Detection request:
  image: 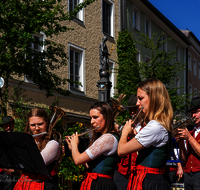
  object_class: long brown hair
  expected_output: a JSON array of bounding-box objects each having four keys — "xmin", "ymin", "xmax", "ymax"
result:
[
  {"xmin": 89, "ymin": 102, "xmax": 117, "ymax": 146},
  {"xmin": 138, "ymin": 78, "xmax": 173, "ymax": 132},
  {"xmin": 24, "ymin": 108, "xmax": 51, "ymax": 151}
]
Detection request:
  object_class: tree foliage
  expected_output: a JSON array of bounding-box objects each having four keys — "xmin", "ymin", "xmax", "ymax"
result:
[
  {"xmin": 116, "ymin": 31, "xmax": 190, "ymax": 116},
  {"xmin": 115, "ymin": 30, "xmax": 141, "ymax": 105},
  {"xmin": 136, "ymin": 33, "xmax": 190, "ymax": 113},
  {"xmin": 0, "ymin": 0, "xmax": 95, "ymax": 111}
]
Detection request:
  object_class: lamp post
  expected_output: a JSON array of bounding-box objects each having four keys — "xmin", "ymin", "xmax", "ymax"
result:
[
  {"xmin": 97, "ymin": 36, "xmax": 112, "ymax": 102},
  {"xmin": 0, "ymin": 77, "xmax": 4, "ymax": 115}
]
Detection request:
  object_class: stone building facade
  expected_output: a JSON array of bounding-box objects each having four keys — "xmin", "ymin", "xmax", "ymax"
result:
[
  {"xmin": 123, "ymin": 0, "xmax": 190, "ymax": 98},
  {"xmin": 181, "ymin": 30, "xmax": 200, "ymax": 99},
  {"xmin": 8, "ymin": 0, "xmax": 121, "ymax": 127}
]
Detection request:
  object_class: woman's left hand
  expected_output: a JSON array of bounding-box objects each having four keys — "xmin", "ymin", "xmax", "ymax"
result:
[
  {"xmin": 69, "ymin": 132, "xmax": 79, "ymax": 147},
  {"xmin": 122, "ymin": 120, "xmax": 133, "ymax": 135}
]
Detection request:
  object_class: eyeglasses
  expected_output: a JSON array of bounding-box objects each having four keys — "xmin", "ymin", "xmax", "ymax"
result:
[{"xmin": 30, "ymin": 122, "xmax": 45, "ymax": 127}]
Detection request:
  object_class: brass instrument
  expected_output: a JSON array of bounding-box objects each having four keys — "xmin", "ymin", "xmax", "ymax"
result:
[
  {"xmin": 111, "ymin": 93, "xmax": 126, "ymax": 119},
  {"xmin": 48, "ymin": 106, "xmax": 67, "ymax": 141},
  {"xmin": 48, "ymin": 106, "xmax": 67, "ymax": 164},
  {"xmin": 61, "ymin": 126, "xmax": 100, "ymax": 143},
  {"xmin": 49, "ymin": 106, "xmax": 66, "ymax": 129},
  {"xmin": 172, "ymin": 117, "xmax": 196, "ymax": 137}
]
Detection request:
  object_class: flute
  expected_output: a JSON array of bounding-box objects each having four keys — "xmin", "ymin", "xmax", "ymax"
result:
[
  {"xmin": 32, "ymin": 132, "xmax": 47, "ymax": 138},
  {"xmin": 131, "ymin": 106, "xmax": 144, "ymax": 125},
  {"xmin": 119, "ymin": 107, "xmax": 144, "ymax": 132},
  {"xmin": 60, "ymin": 126, "xmax": 100, "ymax": 143}
]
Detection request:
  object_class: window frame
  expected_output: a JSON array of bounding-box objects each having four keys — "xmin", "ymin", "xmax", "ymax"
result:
[
  {"xmin": 189, "ymin": 84, "xmax": 192, "ymax": 99},
  {"xmin": 199, "ymin": 63, "xmax": 200, "ymax": 80},
  {"xmin": 24, "ymin": 32, "xmax": 46, "ymax": 84},
  {"xmin": 162, "ymin": 33, "xmax": 167, "ymax": 52},
  {"xmin": 68, "ymin": 43, "xmax": 85, "ymax": 95},
  {"xmin": 145, "ymin": 55, "xmax": 151, "ymax": 63},
  {"xmin": 176, "ymin": 77, "xmax": 180, "ymax": 95},
  {"xmin": 133, "ymin": 5, "xmax": 140, "ymax": 31},
  {"xmin": 194, "ymin": 87, "xmax": 197, "ymax": 97},
  {"xmin": 68, "ymin": 0, "xmax": 84, "ymax": 23},
  {"xmin": 136, "ymin": 50, "xmax": 140, "ymax": 62},
  {"xmin": 108, "ymin": 59, "xmax": 115, "ymax": 97},
  {"xmin": 193, "ymin": 58, "xmax": 197, "ymax": 77},
  {"xmin": 145, "ymin": 16, "xmax": 151, "ymax": 38},
  {"xmin": 188, "ymin": 53, "xmax": 192, "ymax": 72},
  {"xmin": 102, "ymin": 0, "xmax": 114, "ymax": 37},
  {"xmin": 176, "ymin": 44, "xmax": 180, "ymax": 62}
]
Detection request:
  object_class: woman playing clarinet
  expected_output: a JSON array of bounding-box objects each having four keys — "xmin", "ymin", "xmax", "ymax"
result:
[
  {"xmin": 14, "ymin": 108, "xmax": 60, "ymax": 190},
  {"xmin": 66, "ymin": 102, "xmax": 119, "ymax": 190},
  {"xmin": 118, "ymin": 78, "xmax": 173, "ymax": 190}
]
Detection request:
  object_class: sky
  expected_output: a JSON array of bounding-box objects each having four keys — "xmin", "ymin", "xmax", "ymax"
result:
[{"xmin": 148, "ymin": 0, "xmax": 200, "ymax": 41}]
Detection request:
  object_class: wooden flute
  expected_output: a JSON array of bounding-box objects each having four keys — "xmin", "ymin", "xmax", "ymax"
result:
[{"xmin": 131, "ymin": 106, "xmax": 144, "ymax": 125}]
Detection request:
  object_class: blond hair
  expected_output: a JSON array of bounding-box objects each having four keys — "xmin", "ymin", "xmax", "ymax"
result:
[{"xmin": 138, "ymin": 78, "xmax": 173, "ymax": 132}]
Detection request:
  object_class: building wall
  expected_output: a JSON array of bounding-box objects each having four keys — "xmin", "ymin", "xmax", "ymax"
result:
[
  {"xmin": 126, "ymin": 0, "xmax": 187, "ymax": 95},
  {"xmin": 187, "ymin": 38, "xmax": 200, "ymax": 97},
  {"xmin": 8, "ymin": 0, "xmax": 120, "ymax": 123}
]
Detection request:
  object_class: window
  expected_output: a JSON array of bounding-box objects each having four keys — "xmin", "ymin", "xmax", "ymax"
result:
[
  {"xmin": 133, "ymin": 6, "xmax": 140, "ymax": 31},
  {"xmin": 194, "ymin": 88, "xmax": 197, "ymax": 97},
  {"xmin": 162, "ymin": 33, "xmax": 167, "ymax": 52},
  {"xmin": 108, "ymin": 60, "xmax": 115, "ymax": 97},
  {"xmin": 145, "ymin": 55, "xmax": 151, "ymax": 63},
  {"xmin": 188, "ymin": 53, "xmax": 191, "ymax": 72},
  {"xmin": 199, "ymin": 63, "xmax": 200, "ymax": 80},
  {"xmin": 176, "ymin": 44, "xmax": 180, "ymax": 61},
  {"xmin": 136, "ymin": 51, "xmax": 140, "ymax": 62},
  {"xmin": 145, "ymin": 16, "xmax": 151, "ymax": 38},
  {"xmin": 69, "ymin": 43, "xmax": 85, "ymax": 93},
  {"xmin": 102, "ymin": 0, "xmax": 114, "ymax": 37},
  {"xmin": 24, "ymin": 33, "xmax": 46, "ymax": 83},
  {"xmin": 69, "ymin": 0, "xmax": 84, "ymax": 21},
  {"xmin": 176, "ymin": 77, "xmax": 180, "ymax": 95},
  {"xmin": 194, "ymin": 58, "xmax": 197, "ymax": 76},
  {"xmin": 189, "ymin": 84, "xmax": 192, "ymax": 99}
]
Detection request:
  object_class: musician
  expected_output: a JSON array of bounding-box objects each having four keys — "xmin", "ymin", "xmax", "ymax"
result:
[
  {"xmin": 178, "ymin": 96, "xmax": 200, "ymax": 190},
  {"xmin": 66, "ymin": 102, "xmax": 119, "ymax": 190},
  {"xmin": 114, "ymin": 95, "xmax": 140, "ymax": 190},
  {"xmin": 0, "ymin": 116, "xmax": 18, "ymax": 190},
  {"xmin": 165, "ymin": 137, "xmax": 183, "ymax": 185},
  {"xmin": 14, "ymin": 108, "xmax": 60, "ymax": 190},
  {"xmin": 118, "ymin": 78, "xmax": 173, "ymax": 190}
]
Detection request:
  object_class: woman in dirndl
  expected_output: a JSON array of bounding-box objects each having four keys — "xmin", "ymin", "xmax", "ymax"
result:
[
  {"xmin": 118, "ymin": 78, "xmax": 172, "ymax": 190},
  {"xmin": 14, "ymin": 108, "xmax": 61, "ymax": 190},
  {"xmin": 66, "ymin": 102, "xmax": 119, "ymax": 190}
]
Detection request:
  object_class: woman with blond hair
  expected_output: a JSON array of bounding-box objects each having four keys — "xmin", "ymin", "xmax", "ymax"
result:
[{"xmin": 118, "ymin": 78, "xmax": 173, "ymax": 190}]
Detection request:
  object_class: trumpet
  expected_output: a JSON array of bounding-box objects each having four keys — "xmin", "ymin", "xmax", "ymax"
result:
[
  {"xmin": 60, "ymin": 126, "xmax": 100, "ymax": 143},
  {"xmin": 172, "ymin": 117, "xmax": 196, "ymax": 137}
]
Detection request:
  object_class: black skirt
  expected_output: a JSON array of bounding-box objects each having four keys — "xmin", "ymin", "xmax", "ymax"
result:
[
  {"xmin": 91, "ymin": 177, "xmax": 117, "ymax": 190},
  {"xmin": 142, "ymin": 173, "xmax": 171, "ymax": 190}
]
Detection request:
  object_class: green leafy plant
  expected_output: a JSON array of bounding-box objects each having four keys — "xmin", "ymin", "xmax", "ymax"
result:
[
  {"xmin": 115, "ymin": 30, "xmax": 141, "ymax": 105},
  {"xmin": 0, "ymin": 0, "xmax": 96, "ymax": 114},
  {"xmin": 58, "ymin": 122, "xmax": 87, "ymax": 189}
]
